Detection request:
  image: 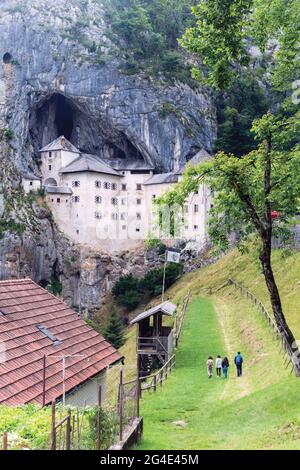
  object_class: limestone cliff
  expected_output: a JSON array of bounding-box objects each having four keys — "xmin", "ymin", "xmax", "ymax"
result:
[{"xmin": 0, "ymin": 0, "xmax": 216, "ymax": 312}]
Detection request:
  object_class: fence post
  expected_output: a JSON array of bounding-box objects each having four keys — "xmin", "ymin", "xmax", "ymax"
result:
[
  {"xmin": 153, "ymin": 374, "xmax": 157, "ymax": 392},
  {"xmin": 42, "ymin": 355, "xmax": 46, "ymax": 408},
  {"xmin": 119, "ymin": 368, "xmax": 124, "ymax": 442},
  {"xmin": 160, "ymin": 369, "xmax": 163, "ymax": 386},
  {"xmin": 66, "ymin": 409, "xmax": 71, "ymax": 450},
  {"xmin": 2, "ymin": 432, "xmax": 8, "ymax": 451},
  {"xmin": 97, "ymin": 386, "xmax": 102, "ymax": 451},
  {"xmin": 50, "ymin": 400, "xmax": 56, "ymax": 450},
  {"xmin": 136, "ymin": 376, "xmax": 140, "ymax": 418}
]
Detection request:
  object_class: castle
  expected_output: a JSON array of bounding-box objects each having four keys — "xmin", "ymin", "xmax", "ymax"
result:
[{"xmin": 23, "ymin": 136, "xmax": 212, "ymax": 252}]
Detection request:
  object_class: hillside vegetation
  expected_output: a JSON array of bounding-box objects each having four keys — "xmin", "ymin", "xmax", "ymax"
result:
[{"xmin": 136, "ymin": 246, "xmax": 300, "ymax": 449}]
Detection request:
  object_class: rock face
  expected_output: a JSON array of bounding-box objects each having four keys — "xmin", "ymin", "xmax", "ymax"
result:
[
  {"xmin": 0, "ymin": 0, "xmax": 216, "ymax": 313},
  {"xmin": 0, "ymin": 0, "xmax": 215, "ymax": 172}
]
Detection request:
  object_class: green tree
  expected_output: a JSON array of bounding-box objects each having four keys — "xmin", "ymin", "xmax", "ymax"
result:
[
  {"xmin": 160, "ymin": 0, "xmax": 300, "ymax": 372},
  {"xmin": 104, "ymin": 306, "xmax": 126, "ymax": 349}
]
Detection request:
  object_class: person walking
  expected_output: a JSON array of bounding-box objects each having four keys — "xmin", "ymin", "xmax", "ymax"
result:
[
  {"xmin": 234, "ymin": 352, "xmax": 243, "ymax": 377},
  {"xmin": 215, "ymin": 355, "xmax": 222, "ymax": 377},
  {"xmin": 222, "ymin": 356, "xmax": 229, "ymax": 379},
  {"xmin": 207, "ymin": 356, "xmax": 214, "ymax": 379}
]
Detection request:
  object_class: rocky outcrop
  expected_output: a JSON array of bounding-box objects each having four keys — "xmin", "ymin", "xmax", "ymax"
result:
[{"xmin": 0, "ymin": 0, "xmax": 216, "ymax": 313}]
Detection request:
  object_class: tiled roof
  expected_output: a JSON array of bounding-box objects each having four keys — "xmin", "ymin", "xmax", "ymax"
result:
[
  {"xmin": 0, "ymin": 279, "xmax": 122, "ymax": 406},
  {"xmin": 60, "ymin": 154, "xmax": 122, "ymax": 177},
  {"xmin": 46, "ymin": 186, "xmax": 73, "ymax": 195},
  {"xmin": 108, "ymin": 159, "xmax": 155, "ymax": 171},
  {"xmin": 143, "ymin": 173, "xmax": 179, "ymax": 186},
  {"xmin": 130, "ymin": 301, "xmax": 177, "ymax": 325},
  {"xmin": 40, "ymin": 136, "xmax": 80, "ymax": 154}
]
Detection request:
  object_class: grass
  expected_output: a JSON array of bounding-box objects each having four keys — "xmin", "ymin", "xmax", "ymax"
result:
[{"xmin": 136, "ymin": 247, "xmax": 300, "ymax": 450}]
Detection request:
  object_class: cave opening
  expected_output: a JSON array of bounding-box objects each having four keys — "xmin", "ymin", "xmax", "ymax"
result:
[
  {"xmin": 29, "ymin": 93, "xmax": 148, "ymax": 165},
  {"xmin": 3, "ymin": 52, "xmax": 12, "ymax": 64},
  {"xmin": 53, "ymin": 94, "xmax": 74, "ymax": 140}
]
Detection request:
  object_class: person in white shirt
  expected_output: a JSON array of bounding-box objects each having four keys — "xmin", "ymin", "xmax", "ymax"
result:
[{"xmin": 216, "ymin": 355, "xmax": 222, "ymax": 377}]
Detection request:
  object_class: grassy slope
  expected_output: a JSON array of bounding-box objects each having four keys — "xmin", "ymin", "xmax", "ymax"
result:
[{"xmin": 136, "ymin": 248, "xmax": 300, "ymax": 450}]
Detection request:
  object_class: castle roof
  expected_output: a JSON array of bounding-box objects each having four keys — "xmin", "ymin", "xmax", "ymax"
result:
[
  {"xmin": 40, "ymin": 136, "xmax": 80, "ymax": 154},
  {"xmin": 0, "ymin": 278, "xmax": 122, "ymax": 406},
  {"xmin": 187, "ymin": 148, "xmax": 211, "ymax": 166},
  {"xmin": 60, "ymin": 154, "xmax": 122, "ymax": 177},
  {"xmin": 108, "ymin": 159, "xmax": 155, "ymax": 172},
  {"xmin": 143, "ymin": 172, "xmax": 179, "ymax": 186},
  {"xmin": 22, "ymin": 171, "xmax": 41, "ymax": 181},
  {"xmin": 46, "ymin": 186, "xmax": 73, "ymax": 195}
]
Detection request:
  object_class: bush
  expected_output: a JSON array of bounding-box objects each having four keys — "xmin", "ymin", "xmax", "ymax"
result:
[
  {"xmin": 118, "ymin": 289, "xmax": 141, "ymax": 311},
  {"xmin": 4, "ymin": 128, "xmax": 14, "ymax": 140},
  {"xmin": 112, "ymin": 273, "xmax": 139, "ymax": 298}
]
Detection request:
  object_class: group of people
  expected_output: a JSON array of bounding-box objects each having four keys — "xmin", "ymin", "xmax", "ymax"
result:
[{"xmin": 206, "ymin": 352, "xmax": 243, "ymax": 379}]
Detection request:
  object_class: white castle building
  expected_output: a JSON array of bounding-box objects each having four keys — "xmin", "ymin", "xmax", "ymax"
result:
[{"xmin": 24, "ymin": 136, "xmax": 212, "ymax": 252}]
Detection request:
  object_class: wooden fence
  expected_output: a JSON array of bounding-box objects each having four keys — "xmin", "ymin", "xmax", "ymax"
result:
[
  {"xmin": 228, "ymin": 278, "xmax": 299, "ymax": 375},
  {"xmin": 173, "ymin": 291, "xmax": 191, "ymax": 348}
]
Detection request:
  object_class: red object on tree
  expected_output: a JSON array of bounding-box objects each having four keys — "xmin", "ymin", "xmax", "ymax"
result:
[{"xmin": 271, "ymin": 211, "xmax": 280, "ymax": 220}]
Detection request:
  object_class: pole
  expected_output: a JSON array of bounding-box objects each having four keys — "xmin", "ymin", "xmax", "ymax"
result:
[
  {"xmin": 62, "ymin": 356, "xmax": 66, "ymax": 407},
  {"xmin": 50, "ymin": 400, "xmax": 56, "ymax": 450},
  {"xmin": 161, "ymin": 250, "xmax": 167, "ymax": 303},
  {"xmin": 97, "ymin": 386, "xmax": 102, "ymax": 451},
  {"xmin": 42, "ymin": 355, "xmax": 46, "ymax": 407},
  {"xmin": 3, "ymin": 432, "xmax": 8, "ymax": 451},
  {"xmin": 119, "ymin": 368, "xmax": 123, "ymax": 442},
  {"xmin": 66, "ymin": 409, "xmax": 71, "ymax": 450}
]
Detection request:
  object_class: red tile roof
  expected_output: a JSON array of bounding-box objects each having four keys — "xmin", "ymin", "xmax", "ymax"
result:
[{"xmin": 0, "ymin": 279, "xmax": 122, "ymax": 406}]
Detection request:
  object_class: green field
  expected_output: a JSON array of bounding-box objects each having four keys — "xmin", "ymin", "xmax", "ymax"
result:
[{"xmin": 137, "ymin": 248, "xmax": 300, "ymax": 450}]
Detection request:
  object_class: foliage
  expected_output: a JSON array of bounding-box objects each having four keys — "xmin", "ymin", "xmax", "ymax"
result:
[
  {"xmin": 146, "ymin": 235, "xmax": 166, "ymax": 254},
  {"xmin": 4, "ymin": 128, "xmax": 14, "ymax": 140},
  {"xmin": 112, "ymin": 273, "xmax": 140, "ymax": 299},
  {"xmin": 118, "ymin": 289, "xmax": 141, "ymax": 311},
  {"xmin": 0, "ymin": 218, "xmax": 26, "ymax": 239},
  {"xmin": 181, "ymin": 0, "xmax": 300, "ymax": 92},
  {"xmin": 47, "ymin": 276, "xmax": 62, "ymax": 296},
  {"xmin": 140, "ymin": 263, "xmax": 184, "ymax": 296},
  {"xmin": 105, "ymin": 0, "xmax": 199, "ymax": 83},
  {"xmin": 215, "ymin": 72, "xmax": 269, "ymax": 155},
  {"xmin": 104, "ymin": 306, "xmax": 126, "ymax": 349}
]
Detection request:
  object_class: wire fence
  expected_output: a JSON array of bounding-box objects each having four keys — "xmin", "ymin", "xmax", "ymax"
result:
[{"xmin": 228, "ymin": 278, "xmax": 299, "ymax": 376}]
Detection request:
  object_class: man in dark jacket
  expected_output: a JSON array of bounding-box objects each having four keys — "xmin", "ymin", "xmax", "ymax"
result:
[{"xmin": 234, "ymin": 352, "xmax": 243, "ymax": 377}]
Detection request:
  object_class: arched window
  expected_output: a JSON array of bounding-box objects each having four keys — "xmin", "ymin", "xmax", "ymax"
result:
[
  {"xmin": 3, "ymin": 53, "xmax": 12, "ymax": 64},
  {"xmin": 44, "ymin": 178, "xmax": 58, "ymax": 187}
]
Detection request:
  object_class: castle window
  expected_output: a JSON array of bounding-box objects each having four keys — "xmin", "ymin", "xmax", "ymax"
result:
[
  {"xmin": 194, "ymin": 204, "xmax": 199, "ymax": 213},
  {"xmin": 111, "ymin": 213, "xmax": 118, "ymax": 220},
  {"xmin": 57, "ymin": 198, "xmax": 61, "ymax": 203},
  {"xmin": 136, "ymin": 213, "xmax": 141, "ymax": 220},
  {"xmin": 122, "ymin": 225, "xmax": 126, "ymax": 230},
  {"xmin": 104, "ymin": 182, "xmax": 111, "ymax": 190},
  {"xmin": 72, "ymin": 180, "xmax": 80, "ymax": 188},
  {"xmin": 184, "ymin": 205, "xmax": 189, "ymax": 213},
  {"xmin": 111, "ymin": 183, "xmax": 117, "ymax": 191},
  {"xmin": 136, "ymin": 184, "xmax": 142, "ymax": 191},
  {"xmin": 121, "ymin": 213, "xmax": 126, "ymax": 221},
  {"xmin": 72, "ymin": 196, "xmax": 80, "ymax": 203},
  {"xmin": 194, "ymin": 190, "xmax": 199, "ymax": 195},
  {"xmin": 194, "ymin": 225, "xmax": 198, "ymax": 230},
  {"xmin": 95, "ymin": 196, "xmax": 102, "ymax": 204},
  {"xmin": 152, "ymin": 195, "xmax": 156, "ymax": 199},
  {"xmin": 122, "ymin": 184, "xmax": 127, "ymax": 191},
  {"xmin": 136, "ymin": 228, "xmax": 140, "ymax": 232},
  {"xmin": 95, "ymin": 180, "xmax": 101, "ymax": 188},
  {"xmin": 121, "ymin": 199, "xmax": 126, "ymax": 206},
  {"xmin": 111, "ymin": 197, "xmax": 118, "ymax": 205},
  {"xmin": 95, "ymin": 211, "xmax": 102, "ymax": 219},
  {"xmin": 49, "ymin": 152, "xmax": 52, "ymax": 159},
  {"xmin": 76, "ymin": 230, "xmax": 79, "ymax": 235},
  {"xmin": 29, "ymin": 181, "xmax": 33, "ymax": 186},
  {"xmin": 136, "ymin": 199, "xmax": 141, "ymax": 205},
  {"xmin": 49, "ymin": 165, "xmax": 52, "ymax": 171}
]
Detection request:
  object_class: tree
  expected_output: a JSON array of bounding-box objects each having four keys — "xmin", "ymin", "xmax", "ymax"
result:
[
  {"xmin": 159, "ymin": 0, "xmax": 300, "ymax": 373},
  {"xmin": 104, "ymin": 306, "xmax": 126, "ymax": 349}
]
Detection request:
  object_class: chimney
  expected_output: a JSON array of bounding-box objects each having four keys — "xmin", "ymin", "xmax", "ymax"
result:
[{"xmin": 60, "ymin": 136, "xmax": 65, "ymax": 148}]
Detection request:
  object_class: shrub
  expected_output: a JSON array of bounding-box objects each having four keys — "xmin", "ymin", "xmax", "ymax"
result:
[
  {"xmin": 112, "ymin": 273, "xmax": 140, "ymax": 298},
  {"xmin": 4, "ymin": 128, "xmax": 14, "ymax": 140},
  {"xmin": 104, "ymin": 306, "xmax": 126, "ymax": 349},
  {"xmin": 118, "ymin": 289, "xmax": 141, "ymax": 311}
]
